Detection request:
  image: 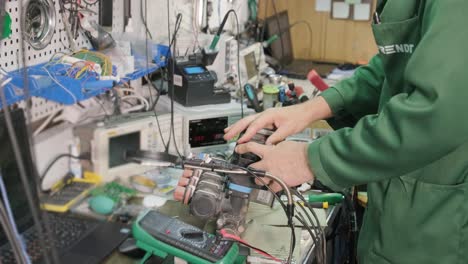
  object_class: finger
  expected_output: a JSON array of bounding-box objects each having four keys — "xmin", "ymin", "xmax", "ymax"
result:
[
  {"xmin": 268, "ymin": 182, "xmax": 283, "ymax": 193},
  {"xmin": 237, "ymin": 114, "xmax": 274, "ymax": 143},
  {"xmin": 182, "ymin": 169, "xmax": 193, "ymax": 178},
  {"xmin": 223, "ymin": 114, "xmax": 258, "ymax": 140},
  {"xmin": 235, "ymin": 142, "xmax": 270, "ymax": 157},
  {"xmin": 248, "ymin": 161, "xmax": 282, "ymax": 192},
  {"xmin": 265, "ymin": 126, "xmax": 291, "ymax": 145},
  {"xmin": 255, "ymin": 177, "xmax": 271, "ymax": 186},
  {"xmin": 177, "ymin": 177, "xmax": 190, "ymax": 187},
  {"xmin": 174, "ymin": 186, "xmax": 186, "ymax": 201},
  {"xmin": 249, "ymin": 161, "xmax": 270, "ymax": 186}
]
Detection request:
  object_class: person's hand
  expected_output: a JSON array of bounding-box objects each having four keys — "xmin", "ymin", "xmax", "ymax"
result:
[
  {"xmin": 174, "ymin": 169, "xmax": 194, "ymax": 202},
  {"xmin": 224, "ymin": 97, "xmax": 332, "ymax": 145},
  {"xmin": 235, "ymin": 141, "xmax": 314, "ymax": 192}
]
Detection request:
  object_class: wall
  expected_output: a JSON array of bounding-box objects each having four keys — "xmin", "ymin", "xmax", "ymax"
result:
[
  {"xmin": 144, "ymin": 0, "xmax": 250, "ymax": 55},
  {"xmin": 259, "ymin": 0, "xmax": 377, "ymax": 63}
]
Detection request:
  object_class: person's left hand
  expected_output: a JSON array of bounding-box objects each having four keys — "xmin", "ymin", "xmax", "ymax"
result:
[{"xmin": 235, "ymin": 141, "xmax": 314, "ymax": 192}]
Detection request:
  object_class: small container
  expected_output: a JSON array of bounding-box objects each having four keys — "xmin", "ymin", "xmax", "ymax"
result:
[{"xmin": 263, "ymin": 85, "xmax": 280, "ymax": 109}]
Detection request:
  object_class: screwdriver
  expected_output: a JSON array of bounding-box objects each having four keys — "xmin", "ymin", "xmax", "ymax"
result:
[
  {"xmin": 307, "ymin": 201, "xmax": 329, "ymax": 209},
  {"xmin": 308, "ymin": 193, "xmax": 344, "ymax": 205},
  {"xmin": 244, "ymin": 83, "xmax": 262, "ymax": 112}
]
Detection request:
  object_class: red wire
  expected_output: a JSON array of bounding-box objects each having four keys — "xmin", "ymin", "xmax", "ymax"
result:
[{"xmin": 219, "ymin": 229, "xmax": 283, "ymax": 263}]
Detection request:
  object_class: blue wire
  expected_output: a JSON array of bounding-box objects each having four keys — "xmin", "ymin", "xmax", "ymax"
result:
[{"xmin": 0, "ymin": 171, "xmax": 31, "ymax": 264}]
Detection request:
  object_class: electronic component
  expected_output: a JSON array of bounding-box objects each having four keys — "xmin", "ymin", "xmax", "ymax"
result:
[
  {"xmin": 41, "ymin": 172, "xmax": 101, "ymax": 213},
  {"xmin": 132, "ymin": 210, "xmax": 240, "ymax": 264},
  {"xmin": 170, "ymin": 62, "xmax": 230, "ymax": 107},
  {"xmin": 157, "ymin": 96, "xmax": 255, "ymax": 157},
  {"xmin": 178, "ymin": 129, "xmax": 275, "ymax": 236},
  {"xmin": 74, "ymin": 112, "xmax": 182, "ymax": 181},
  {"xmin": 90, "ymin": 181, "xmax": 137, "ymax": 202}
]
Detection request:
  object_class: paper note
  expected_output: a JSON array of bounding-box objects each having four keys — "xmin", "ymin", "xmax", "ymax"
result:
[
  {"xmin": 315, "ymin": 0, "xmax": 331, "ymax": 12},
  {"xmin": 332, "ymin": 2, "xmax": 350, "ymax": 19},
  {"xmin": 246, "ymin": 202, "xmax": 328, "ymax": 227},
  {"xmin": 353, "ymin": 3, "xmax": 371, "ymax": 21},
  {"xmin": 243, "ymin": 221, "xmax": 302, "ymax": 262}
]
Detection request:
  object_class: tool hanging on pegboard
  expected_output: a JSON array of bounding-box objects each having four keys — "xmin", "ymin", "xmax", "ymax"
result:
[
  {"xmin": 0, "ymin": 1, "xmax": 12, "ymax": 40},
  {"xmin": 0, "ymin": 0, "xmax": 97, "ymax": 121}
]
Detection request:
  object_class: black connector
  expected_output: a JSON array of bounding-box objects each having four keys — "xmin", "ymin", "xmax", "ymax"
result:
[
  {"xmin": 286, "ymin": 203, "xmax": 295, "ymax": 222},
  {"xmin": 247, "ymin": 167, "xmax": 267, "ymax": 177}
]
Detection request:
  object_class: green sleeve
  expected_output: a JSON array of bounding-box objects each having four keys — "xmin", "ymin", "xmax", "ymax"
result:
[
  {"xmin": 321, "ymin": 55, "xmax": 385, "ymax": 120},
  {"xmin": 309, "ymin": 1, "xmax": 468, "ymax": 191}
]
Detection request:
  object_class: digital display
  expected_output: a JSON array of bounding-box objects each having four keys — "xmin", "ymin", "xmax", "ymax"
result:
[
  {"xmin": 189, "ymin": 117, "xmax": 228, "ymax": 148},
  {"xmin": 184, "ymin": 66, "xmax": 206, "ymax": 75},
  {"xmin": 109, "ymin": 132, "xmax": 141, "ymax": 168}
]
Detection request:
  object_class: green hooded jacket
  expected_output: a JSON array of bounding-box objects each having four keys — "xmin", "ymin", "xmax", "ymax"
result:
[{"xmin": 308, "ymin": 0, "xmax": 468, "ymax": 263}]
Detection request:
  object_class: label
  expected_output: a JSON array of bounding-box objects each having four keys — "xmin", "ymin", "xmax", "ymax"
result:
[{"xmin": 174, "ymin": 74, "xmax": 183, "ymax": 87}]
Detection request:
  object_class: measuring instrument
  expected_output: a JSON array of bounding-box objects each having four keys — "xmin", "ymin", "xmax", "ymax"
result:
[{"xmin": 133, "ymin": 210, "xmax": 242, "ymax": 264}]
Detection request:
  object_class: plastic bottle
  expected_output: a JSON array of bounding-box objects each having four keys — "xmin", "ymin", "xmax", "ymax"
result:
[{"xmin": 69, "ymin": 138, "xmax": 82, "ymax": 178}]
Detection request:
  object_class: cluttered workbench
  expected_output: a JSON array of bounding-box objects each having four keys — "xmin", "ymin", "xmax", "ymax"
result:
[
  {"xmin": 0, "ymin": 0, "xmax": 363, "ymax": 263},
  {"xmin": 97, "ymin": 192, "xmax": 341, "ymax": 264},
  {"xmin": 50, "ymin": 120, "xmax": 345, "ymax": 264}
]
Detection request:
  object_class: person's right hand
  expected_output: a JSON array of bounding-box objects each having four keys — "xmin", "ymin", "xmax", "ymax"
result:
[{"xmin": 224, "ymin": 97, "xmax": 333, "ymax": 144}]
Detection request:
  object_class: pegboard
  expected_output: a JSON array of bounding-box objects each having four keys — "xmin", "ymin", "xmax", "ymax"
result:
[{"xmin": 0, "ymin": 0, "xmax": 98, "ymax": 122}]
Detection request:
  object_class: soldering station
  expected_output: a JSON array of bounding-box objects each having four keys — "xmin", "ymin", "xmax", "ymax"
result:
[{"xmin": 0, "ymin": 0, "xmax": 363, "ymax": 264}]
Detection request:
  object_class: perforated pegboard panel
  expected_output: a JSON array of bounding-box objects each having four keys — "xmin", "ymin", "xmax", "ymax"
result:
[{"xmin": 0, "ymin": 0, "xmax": 98, "ymax": 122}]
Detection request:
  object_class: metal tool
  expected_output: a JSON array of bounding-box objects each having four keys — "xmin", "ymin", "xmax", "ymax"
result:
[{"xmin": 23, "ymin": 0, "xmax": 56, "ymax": 50}]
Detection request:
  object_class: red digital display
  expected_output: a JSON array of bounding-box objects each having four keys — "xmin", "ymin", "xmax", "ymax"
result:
[
  {"xmin": 189, "ymin": 117, "xmax": 228, "ymax": 148},
  {"xmin": 194, "ymin": 135, "xmax": 206, "ymax": 142}
]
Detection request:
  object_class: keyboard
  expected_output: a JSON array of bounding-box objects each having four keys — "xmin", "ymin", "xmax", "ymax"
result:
[{"xmin": 0, "ymin": 214, "xmax": 99, "ymax": 264}]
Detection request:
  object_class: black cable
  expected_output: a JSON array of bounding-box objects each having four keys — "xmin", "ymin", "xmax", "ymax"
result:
[
  {"xmin": 291, "ymin": 188, "xmax": 327, "ymax": 263},
  {"xmin": 169, "ymin": 18, "xmax": 184, "ymax": 160},
  {"xmin": 145, "ymin": 75, "xmax": 169, "ymax": 152},
  {"xmin": 271, "ymin": 0, "xmax": 285, "ymax": 62},
  {"xmin": 140, "ymin": 0, "xmax": 171, "ymax": 153},
  {"xmin": 213, "ymin": 9, "xmax": 244, "ymax": 117},
  {"xmin": 95, "ymin": 96, "xmax": 111, "ymax": 119},
  {"xmin": 295, "ymin": 203, "xmax": 320, "ymax": 250},
  {"xmin": 39, "ymin": 153, "xmax": 91, "ymax": 192},
  {"xmin": 166, "ymin": 10, "xmax": 184, "ymax": 160},
  {"xmin": 232, "ymin": 10, "xmax": 244, "ymax": 118},
  {"xmin": 140, "ymin": 0, "xmax": 154, "ymax": 39},
  {"xmin": 240, "ymin": 167, "xmax": 295, "ymax": 263},
  {"xmin": 143, "ymin": 0, "xmax": 185, "ymax": 154},
  {"xmin": 295, "ymin": 212, "xmax": 323, "ymax": 261},
  {"xmin": 298, "ymin": 211, "xmax": 325, "ymax": 264}
]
